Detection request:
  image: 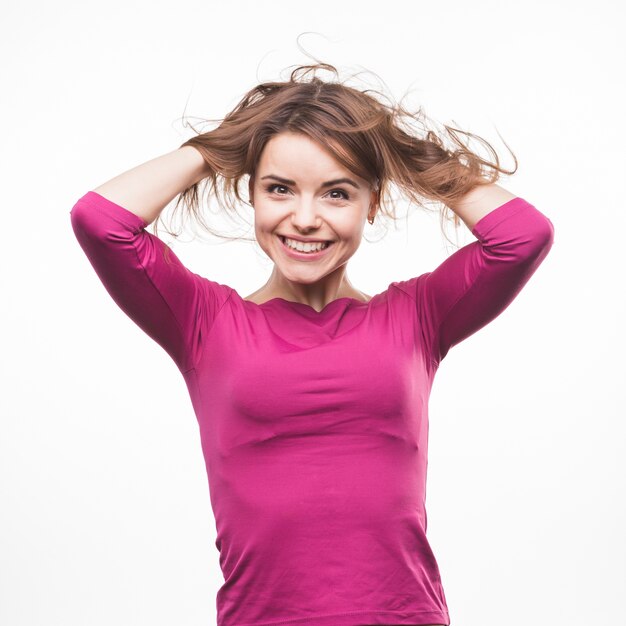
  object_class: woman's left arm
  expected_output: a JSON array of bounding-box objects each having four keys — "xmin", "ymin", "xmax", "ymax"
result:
[{"xmin": 408, "ymin": 183, "xmax": 555, "ymax": 367}]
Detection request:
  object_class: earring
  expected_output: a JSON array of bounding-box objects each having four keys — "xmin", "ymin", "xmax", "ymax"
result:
[{"xmin": 368, "ymin": 215, "xmax": 375, "ymax": 225}]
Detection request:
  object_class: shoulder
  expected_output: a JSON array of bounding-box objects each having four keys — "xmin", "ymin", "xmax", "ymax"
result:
[{"xmin": 199, "ymin": 277, "xmax": 237, "ymax": 308}]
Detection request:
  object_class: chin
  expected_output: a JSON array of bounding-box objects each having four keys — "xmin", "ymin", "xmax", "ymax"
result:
[{"xmin": 280, "ymin": 265, "xmax": 328, "ymax": 279}]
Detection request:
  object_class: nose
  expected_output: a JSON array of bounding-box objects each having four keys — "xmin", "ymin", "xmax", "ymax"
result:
[{"xmin": 290, "ymin": 198, "xmax": 322, "ymax": 232}]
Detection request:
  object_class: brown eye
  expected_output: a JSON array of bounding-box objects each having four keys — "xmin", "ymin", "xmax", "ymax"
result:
[
  {"xmin": 328, "ymin": 189, "xmax": 350, "ymax": 200},
  {"xmin": 266, "ymin": 184, "xmax": 289, "ymax": 195}
]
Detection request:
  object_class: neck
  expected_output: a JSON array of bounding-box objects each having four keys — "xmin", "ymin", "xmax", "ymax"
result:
[{"xmin": 262, "ymin": 265, "xmax": 357, "ymax": 305}]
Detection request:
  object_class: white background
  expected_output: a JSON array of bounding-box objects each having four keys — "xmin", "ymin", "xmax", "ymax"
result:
[{"xmin": 2, "ymin": 1, "xmax": 624, "ymax": 625}]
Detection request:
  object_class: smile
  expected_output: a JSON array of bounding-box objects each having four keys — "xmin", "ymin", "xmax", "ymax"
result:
[{"xmin": 278, "ymin": 235, "xmax": 334, "ymax": 259}]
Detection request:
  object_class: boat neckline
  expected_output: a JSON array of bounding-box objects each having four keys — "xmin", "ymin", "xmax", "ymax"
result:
[{"xmin": 234, "ymin": 291, "xmax": 373, "ymax": 315}]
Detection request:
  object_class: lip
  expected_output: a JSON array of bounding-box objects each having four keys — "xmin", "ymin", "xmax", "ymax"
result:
[
  {"xmin": 279, "ymin": 234, "xmax": 334, "ymax": 243},
  {"xmin": 277, "ymin": 235, "xmax": 334, "ymax": 260}
]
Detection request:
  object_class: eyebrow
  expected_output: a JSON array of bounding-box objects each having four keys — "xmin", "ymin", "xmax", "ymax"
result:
[{"xmin": 260, "ymin": 174, "xmax": 361, "ymax": 190}]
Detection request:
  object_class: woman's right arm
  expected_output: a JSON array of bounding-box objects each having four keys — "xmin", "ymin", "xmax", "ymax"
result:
[
  {"xmin": 91, "ymin": 146, "xmax": 210, "ymax": 225},
  {"xmin": 69, "ymin": 146, "xmax": 234, "ymax": 374}
]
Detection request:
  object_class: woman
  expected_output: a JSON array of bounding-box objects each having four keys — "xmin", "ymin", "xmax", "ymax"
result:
[{"xmin": 70, "ymin": 63, "xmax": 555, "ymax": 626}]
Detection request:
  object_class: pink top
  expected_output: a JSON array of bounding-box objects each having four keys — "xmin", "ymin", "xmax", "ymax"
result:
[{"xmin": 70, "ymin": 190, "xmax": 554, "ymax": 626}]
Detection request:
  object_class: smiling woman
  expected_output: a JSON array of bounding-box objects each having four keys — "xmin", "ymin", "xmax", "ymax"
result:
[
  {"xmin": 172, "ymin": 62, "xmax": 521, "ymax": 313},
  {"xmin": 70, "ymin": 60, "xmax": 554, "ymax": 626},
  {"xmin": 243, "ymin": 131, "xmax": 379, "ymax": 308}
]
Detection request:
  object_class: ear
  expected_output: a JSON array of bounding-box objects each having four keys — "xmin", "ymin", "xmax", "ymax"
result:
[
  {"xmin": 248, "ymin": 176, "xmax": 254, "ymax": 206},
  {"xmin": 369, "ymin": 188, "xmax": 378, "ymax": 213}
]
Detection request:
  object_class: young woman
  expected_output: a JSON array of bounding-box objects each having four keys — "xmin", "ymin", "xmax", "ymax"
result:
[{"xmin": 70, "ymin": 63, "xmax": 555, "ymax": 626}]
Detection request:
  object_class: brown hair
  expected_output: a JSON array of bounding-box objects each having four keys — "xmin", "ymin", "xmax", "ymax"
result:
[{"xmin": 157, "ymin": 61, "xmax": 516, "ymax": 254}]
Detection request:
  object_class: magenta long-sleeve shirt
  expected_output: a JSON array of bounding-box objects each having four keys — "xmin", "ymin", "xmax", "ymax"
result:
[{"xmin": 70, "ymin": 191, "xmax": 554, "ymax": 626}]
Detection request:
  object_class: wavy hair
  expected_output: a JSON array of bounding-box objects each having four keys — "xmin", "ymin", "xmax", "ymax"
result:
[{"xmin": 157, "ymin": 61, "xmax": 516, "ymax": 253}]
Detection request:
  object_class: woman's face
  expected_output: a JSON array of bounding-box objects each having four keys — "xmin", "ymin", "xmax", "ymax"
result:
[{"xmin": 250, "ymin": 131, "xmax": 377, "ymax": 286}]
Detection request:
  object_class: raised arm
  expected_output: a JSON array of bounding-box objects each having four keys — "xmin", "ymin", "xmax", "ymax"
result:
[
  {"xmin": 395, "ymin": 185, "xmax": 555, "ymax": 367},
  {"xmin": 69, "ymin": 147, "xmax": 233, "ymax": 373}
]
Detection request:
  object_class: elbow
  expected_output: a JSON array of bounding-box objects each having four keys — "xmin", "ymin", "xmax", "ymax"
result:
[
  {"xmin": 485, "ymin": 213, "xmax": 555, "ymax": 266},
  {"xmin": 69, "ymin": 198, "xmax": 94, "ymax": 241},
  {"xmin": 531, "ymin": 214, "xmax": 555, "ymax": 258},
  {"xmin": 516, "ymin": 210, "xmax": 556, "ymax": 260},
  {"xmin": 69, "ymin": 196, "xmax": 100, "ymax": 235},
  {"xmin": 69, "ymin": 200, "xmax": 109, "ymax": 252},
  {"xmin": 539, "ymin": 214, "xmax": 555, "ymax": 246},
  {"xmin": 69, "ymin": 193, "xmax": 132, "ymax": 243},
  {"xmin": 516, "ymin": 214, "xmax": 555, "ymax": 269}
]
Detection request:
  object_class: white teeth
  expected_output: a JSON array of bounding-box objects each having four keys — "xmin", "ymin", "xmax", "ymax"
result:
[{"xmin": 282, "ymin": 237, "xmax": 329, "ymax": 253}]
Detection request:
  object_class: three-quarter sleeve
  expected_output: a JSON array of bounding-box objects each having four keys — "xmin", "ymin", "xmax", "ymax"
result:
[
  {"xmin": 69, "ymin": 191, "xmax": 233, "ymax": 373},
  {"xmin": 393, "ymin": 197, "xmax": 555, "ymax": 367}
]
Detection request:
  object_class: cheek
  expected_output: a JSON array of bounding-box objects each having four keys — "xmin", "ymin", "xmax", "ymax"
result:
[
  {"xmin": 335, "ymin": 221, "xmax": 366, "ymax": 243},
  {"xmin": 253, "ymin": 215, "xmax": 274, "ymax": 237},
  {"xmin": 253, "ymin": 219, "xmax": 281, "ymax": 254}
]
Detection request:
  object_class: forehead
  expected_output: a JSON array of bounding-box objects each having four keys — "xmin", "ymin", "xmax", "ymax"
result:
[{"xmin": 258, "ymin": 132, "xmax": 349, "ymax": 177}]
